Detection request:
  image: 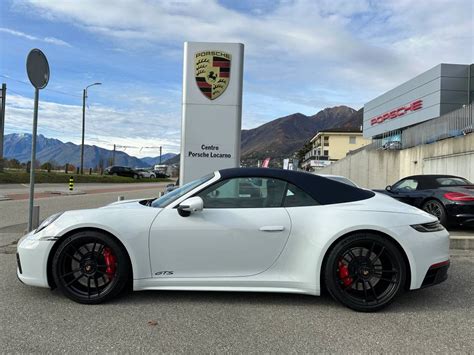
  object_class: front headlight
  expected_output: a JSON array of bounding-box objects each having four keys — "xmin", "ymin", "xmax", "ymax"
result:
[
  {"xmin": 35, "ymin": 212, "xmax": 64, "ymax": 234},
  {"xmin": 411, "ymin": 221, "xmax": 444, "ymax": 233}
]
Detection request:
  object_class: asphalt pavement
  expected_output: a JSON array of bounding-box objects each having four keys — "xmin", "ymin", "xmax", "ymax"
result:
[
  {"xmin": 0, "ymin": 183, "xmax": 473, "ymax": 352},
  {"xmin": 0, "ymin": 183, "xmax": 170, "ymax": 233},
  {"xmin": 1, "ymin": 250, "xmax": 473, "ymax": 352}
]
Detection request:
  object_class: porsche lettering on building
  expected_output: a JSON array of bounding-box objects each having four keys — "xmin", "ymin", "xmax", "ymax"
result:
[{"xmin": 370, "ymin": 99, "xmax": 423, "ymax": 126}]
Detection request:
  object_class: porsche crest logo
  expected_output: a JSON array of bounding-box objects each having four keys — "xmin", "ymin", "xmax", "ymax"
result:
[{"xmin": 195, "ymin": 50, "xmax": 231, "ymax": 100}]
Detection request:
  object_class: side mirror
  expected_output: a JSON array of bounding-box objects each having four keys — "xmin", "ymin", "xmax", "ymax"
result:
[
  {"xmin": 177, "ymin": 196, "xmax": 203, "ymax": 217},
  {"xmin": 385, "ymin": 185, "xmax": 392, "ymax": 192}
]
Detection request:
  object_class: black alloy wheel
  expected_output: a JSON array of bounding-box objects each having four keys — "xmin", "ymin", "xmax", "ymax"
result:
[
  {"xmin": 52, "ymin": 231, "xmax": 130, "ymax": 304},
  {"xmin": 324, "ymin": 233, "xmax": 406, "ymax": 312},
  {"xmin": 422, "ymin": 200, "xmax": 447, "ymax": 226}
]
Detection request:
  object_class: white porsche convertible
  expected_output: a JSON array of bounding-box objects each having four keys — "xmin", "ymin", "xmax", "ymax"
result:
[{"xmin": 17, "ymin": 168, "xmax": 450, "ymax": 312}]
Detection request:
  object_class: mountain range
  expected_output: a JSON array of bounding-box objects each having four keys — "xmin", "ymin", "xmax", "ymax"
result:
[
  {"xmin": 241, "ymin": 105, "xmax": 362, "ymax": 161},
  {"xmin": 2, "ymin": 105, "xmax": 362, "ymax": 167},
  {"xmin": 2, "ymin": 133, "xmax": 176, "ymax": 168}
]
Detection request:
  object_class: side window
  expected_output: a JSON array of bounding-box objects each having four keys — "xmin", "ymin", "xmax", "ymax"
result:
[
  {"xmin": 392, "ymin": 178, "xmax": 418, "ymax": 192},
  {"xmin": 283, "ymin": 183, "xmax": 319, "ymax": 207},
  {"xmin": 197, "ymin": 177, "xmax": 287, "ymax": 208}
]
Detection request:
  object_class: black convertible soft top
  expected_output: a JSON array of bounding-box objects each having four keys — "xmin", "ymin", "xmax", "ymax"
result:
[{"xmin": 218, "ymin": 168, "xmax": 374, "ymax": 205}]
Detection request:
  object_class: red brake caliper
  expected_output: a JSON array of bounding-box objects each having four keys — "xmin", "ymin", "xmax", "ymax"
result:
[
  {"xmin": 338, "ymin": 260, "xmax": 353, "ymax": 286},
  {"xmin": 103, "ymin": 247, "xmax": 117, "ymax": 278}
]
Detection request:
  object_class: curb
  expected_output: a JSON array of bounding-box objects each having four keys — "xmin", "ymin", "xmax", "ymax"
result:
[
  {"xmin": 45, "ymin": 190, "xmax": 86, "ymax": 195},
  {"xmin": 450, "ymin": 236, "xmax": 474, "ymax": 250}
]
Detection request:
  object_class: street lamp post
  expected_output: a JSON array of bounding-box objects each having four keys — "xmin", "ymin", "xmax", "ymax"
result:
[{"xmin": 80, "ymin": 82, "xmax": 101, "ymax": 174}]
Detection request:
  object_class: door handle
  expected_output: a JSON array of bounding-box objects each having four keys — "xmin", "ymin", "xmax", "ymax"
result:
[{"xmin": 259, "ymin": 226, "xmax": 285, "ymax": 232}]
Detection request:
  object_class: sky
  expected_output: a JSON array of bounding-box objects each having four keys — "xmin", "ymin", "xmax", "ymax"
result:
[{"xmin": 1, "ymin": 0, "xmax": 472, "ymax": 157}]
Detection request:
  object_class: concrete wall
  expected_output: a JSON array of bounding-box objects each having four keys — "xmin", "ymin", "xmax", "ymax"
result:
[{"xmin": 318, "ymin": 133, "xmax": 474, "ymax": 189}]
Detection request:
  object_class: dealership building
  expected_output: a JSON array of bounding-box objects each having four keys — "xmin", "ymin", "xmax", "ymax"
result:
[{"xmin": 363, "ymin": 63, "xmax": 474, "ymax": 148}]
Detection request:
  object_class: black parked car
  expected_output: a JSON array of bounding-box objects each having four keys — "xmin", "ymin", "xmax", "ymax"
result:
[
  {"xmin": 152, "ymin": 170, "xmax": 170, "ymax": 179},
  {"xmin": 375, "ymin": 175, "xmax": 474, "ymax": 227},
  {"xmin": 105, "ymin": 166, "xmax": 140, "ymax": 179}
]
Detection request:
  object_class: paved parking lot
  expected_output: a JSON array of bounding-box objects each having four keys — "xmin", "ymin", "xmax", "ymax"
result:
[
  {"xmin": 1, "ymin": 183, "xmax": 473, "ymax": 352},
  {"xmin": 1, "ymin": 250, "xmax": 473, "ymax": 352},
  {"xmin": 0, "ymin": 183, "xmax": 169, "ymax": 233}
]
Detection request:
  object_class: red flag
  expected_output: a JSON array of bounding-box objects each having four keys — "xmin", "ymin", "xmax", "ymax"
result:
[{"xmin": 262, "ymin": 158, "xmax": 271, "ymax": 168}]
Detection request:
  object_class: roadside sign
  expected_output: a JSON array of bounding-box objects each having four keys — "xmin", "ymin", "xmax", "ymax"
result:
[
  {"xmin": 26, "ymin": 48, "xmax": 49, "ymax": 231},
  {"xmin": 0, "ymin": 84, "xmax": 5, "ymax": 172},
  {"xmin": 26, "ymin": 49, "xmax": 50, "ymax": 89}
]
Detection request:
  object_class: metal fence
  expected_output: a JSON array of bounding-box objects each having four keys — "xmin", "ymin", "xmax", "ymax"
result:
[{"xmin": 370, "ymin": 104, "xmax": 473, "ymax": 150}]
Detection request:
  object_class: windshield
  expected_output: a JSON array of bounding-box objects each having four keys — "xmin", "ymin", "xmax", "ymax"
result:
[{"xmin": 151, "ymin": 173, "xmax": 214, "ymax": 208}]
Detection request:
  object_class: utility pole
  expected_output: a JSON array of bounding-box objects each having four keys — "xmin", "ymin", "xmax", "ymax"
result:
[
  {"xmin": 80, "ymin": 82, "xmax": 101, "ymax": 174},
  {"xmin": 0, "ymin": 83, "xmax": 6, "ymax": 172},
  {"xmin": 159, "ymin": 146, "xmax": 162, "ymax": 164},
  {"xmin": 112, "ymin": 144, "xmax": 116, "ymax": 165},
  {"xmin": 80, "ymin": 88, "xmax": 86, "ymax": 174}
]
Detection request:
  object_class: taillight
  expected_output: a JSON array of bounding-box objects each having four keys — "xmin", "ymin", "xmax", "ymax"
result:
[{"xmin": 443, "ymin": 192, "xmax": 474, "ymax": 201}]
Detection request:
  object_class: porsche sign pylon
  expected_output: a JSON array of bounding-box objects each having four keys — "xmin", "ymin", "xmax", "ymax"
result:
[{"xmin": 181, "ymin": 42, "xmax": 244, "ymax": 184}]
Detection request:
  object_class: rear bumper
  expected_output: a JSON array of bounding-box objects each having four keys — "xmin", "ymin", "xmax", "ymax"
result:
[
  {"xmin": 421, "ymin": 260, "xmax": 450, "ymax": 288},
  {"xmin": 391, "ymin": 225, "xmax": 450, "ymax": 290},
  {"xmin": 446, "ymin": 203, "xmax": 474, "ymax": 226}
]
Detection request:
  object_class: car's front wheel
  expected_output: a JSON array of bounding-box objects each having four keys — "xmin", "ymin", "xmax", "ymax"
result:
[
  {"xmin": 422, "ymin": 199, "xmax": 447, "ymax": 226},
  {"xmin": 324, "ymin": 233, "xmax": 406, "ymax": 312},
  {"xmin": 52, "ymin": 231, "xmax": 130, "ymax": 304}
]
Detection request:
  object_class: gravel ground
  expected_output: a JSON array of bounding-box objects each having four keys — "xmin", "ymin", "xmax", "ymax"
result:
[{"xmin": 1, "ymin": 250, "xmax": 473, "ymax": 353}]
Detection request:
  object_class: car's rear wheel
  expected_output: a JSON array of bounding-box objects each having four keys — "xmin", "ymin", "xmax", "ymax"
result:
[
  {"xmin": 422, "ymin": 199, "xmax": 447, "ymax": 226},
  {"xmin": 52, "ymin": 231, "xmax": 130, "ymax": 304},
  {"xmin": 324, "ymin": 233, "xmax": 406, "ymax": 312}
]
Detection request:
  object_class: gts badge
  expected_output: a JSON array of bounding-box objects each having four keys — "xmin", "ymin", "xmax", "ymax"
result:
[{"xmin": 155, "ymin": 271, "xmax": 174, "ymax": 276}]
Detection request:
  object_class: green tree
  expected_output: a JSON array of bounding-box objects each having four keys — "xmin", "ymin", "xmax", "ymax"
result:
[
  {"xmin": 40, "ymin": 162, "xmax": 53, "ymax": 172},
  {"xmin": 6, "ymin": 158, "xmax": 22, "ymax": 169},
  {"xmin": 296, "ymin": 140, "xmax": 313, "ymax": 163}
]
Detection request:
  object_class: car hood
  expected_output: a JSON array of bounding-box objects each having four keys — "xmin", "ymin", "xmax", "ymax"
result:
[{"xmin": 102, "ymin": 198, "xmax": 155, "ymax": 209}]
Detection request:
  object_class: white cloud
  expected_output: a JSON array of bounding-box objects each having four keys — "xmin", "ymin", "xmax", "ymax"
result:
[
  {"xmin": 12, "ymin": 0, "xmax": 472, "ymax": 105},
  {"xmin": 0, "ymin": 27, "xmax": 72, "ymax": 47},
  {"xmin": 5, "ymin": 0, "xmax": 472, "ymax": 139}
]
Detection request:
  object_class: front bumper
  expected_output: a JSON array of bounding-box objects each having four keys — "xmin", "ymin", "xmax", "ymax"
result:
[
  {"xmin": 16, "ymin": 231, "xmax": 55, "ymax": 288},
  {"xmin": 421, "ymin": 260, "xmax": 450, "ymax": 288}
]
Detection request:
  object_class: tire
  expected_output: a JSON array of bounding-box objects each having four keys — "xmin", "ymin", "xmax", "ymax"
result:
[
  {"xmin": 52, "ymin": 231, "xmax": 130, "ymax": 304},
  {"xmin": 422, "ymin": 199, "xmax": 447, "ymax": 226},
  {"xmin": 324, "ymin": 233, "xmax": 406, "ymax": 312},
  {"xmin": 150, "ymin": 174, "xmax": 156, "ymax": 179}
]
